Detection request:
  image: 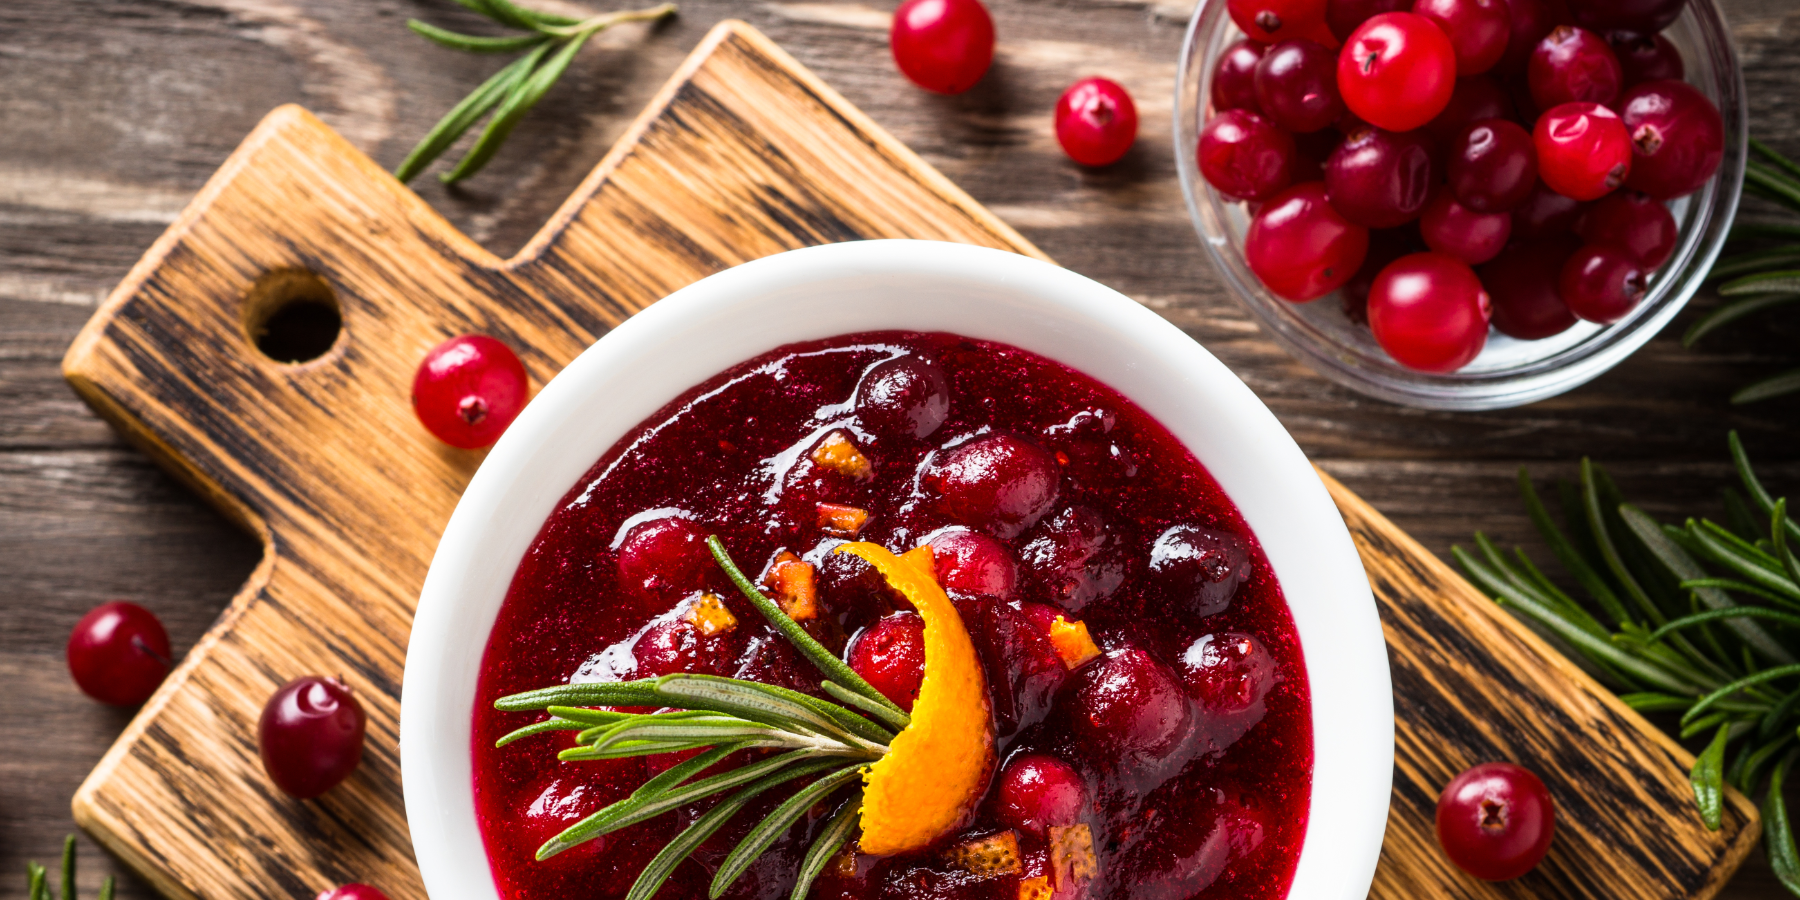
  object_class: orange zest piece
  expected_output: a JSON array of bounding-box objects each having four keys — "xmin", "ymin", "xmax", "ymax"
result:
[
  {"xmin": 682, "ymin": 593, "xmax": 737, "ymax": 636},
  {"xmin": 812, "ymin": 430, "xmax": 874, "ymax": 479},
  {"xmin": 1018, "ymin": 876, "xmax": 1054, "ymax": 900},
  {"xmin": 761, "ymin": 551, "xmax": 819, "ymax": 621},
  {"xmin": 1048, "ymin": 616, "xmax": 1101, "ymax": 670},
  {"xmin": 834, "ymin": 542, "xmax": 995, "ymax": 857},
  {"xmin": 1049, "ymin": 824, "xmax": 1097, "ymax": 889},
  {"xmin": 944, "ymin": 830, "xmax": 1022, "ymax": 878},
  {"xmin": 817, "ymin": 502, "xmax": 871, "ymax": 537}
]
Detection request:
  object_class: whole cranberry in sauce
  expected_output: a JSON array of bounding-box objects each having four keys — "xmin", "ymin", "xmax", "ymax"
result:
[
  {"xmin": 1183, "ymin": 631, "xmax": 1281, "ymax": 753},
  {"xmin": 994, "ymin": 754, "xmax": 1088, "ymax": 836},
  {"xmin": 927, "ymin": 526, "xmax": 1018, "ymax": 599},
  {"xmin": 615, "ymin": 514, "xmax": 711, "ymax": 603},
  {"xmin": 1148, "ymin": 524, "xmax": 1252, "ymax": 618},
  {"xmin": 847, "ymin": 612, "xmax": 928, "ymax": 712},
  {"xmin": 925, "ymin": 432, "xmax": 1061, "ymax": 539},
  {"xmin": 1019, "ymin": 506, "xmax": 1128, "ymax": 612},
  {"xmin": 854, "ymin": 354, "xmax": 951, "ymax": 440},
  {"xmin": 1069, "ymin": 647, "xmax": 1196, "ymax": 779}
]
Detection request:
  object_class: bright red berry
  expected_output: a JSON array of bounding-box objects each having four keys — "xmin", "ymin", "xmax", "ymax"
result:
[
  {"xmin": 890, "ymin": 0, "xmax": 995, "ymax": 95},
  {"xmin": 1526, "ymin": 26, "xmax": 1621, "ymax": 109},
  {"xmin": 1337, "ymin": 12, "xmax": 1459, "ymax": 132},
  {"xmin": 848, "ymin": 612, "xmax": 928, "ymax": 711},
  {"xmin": 412, "ymin": 335, "xmax": 529, "ymax": 450},
  {"xmin": 1212, "ymin": 39, "xmax": 1269, "ymax": 114},
  {"xmin": 1256, "ymin": 39, "xmax": 1346, "ymax": 133},
  {"xmin": 1200, "ymin": 110, "xmax": 1297, "ymax": 201},
  {"xmin": 1532, "ymin": 101, "xmax": 1631, "ymax": 200},
  {"xmin": 995, "ymin": 754, "xmax": 1088, "ymax": 836},
  {"xmin": 259, "ymin": 676, "xmax": 367, "ymax": 799},
  {"xmin": 1413, "ymin": 0, "xmax": 1513, "ymax": 76},
  {"xmin": 1056, "ymin": 78, "xmax": 1138, "ymax": 167},
  {"xmin": 1436, "ymin": 762, "xmax": 1555, "ymax": 880},
  {"xmin": 67, "ymin": 601, "xmax": 171, "ymax": 707},
  {"xmin": 1230, "ymin": 0, "xmax": 1329, "ymax": 43},
  {"xmin": 1245, "ymin": 181, "xmax": 1371, "ymax": 301},
  {"xmin": 1367, "ymin": 252, "xmax": 1491, "ymax": 372}
]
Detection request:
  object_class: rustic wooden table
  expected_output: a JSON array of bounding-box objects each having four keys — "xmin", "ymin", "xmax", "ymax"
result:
[{"xmin": 1, "ymin": 1, "xmax": 1797, "ymax": 898}]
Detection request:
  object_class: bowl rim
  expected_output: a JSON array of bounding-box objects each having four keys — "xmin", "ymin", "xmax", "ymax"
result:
[{"xmin": 401, "ymin": 239, "xmax": 1394, "ymax": 900}]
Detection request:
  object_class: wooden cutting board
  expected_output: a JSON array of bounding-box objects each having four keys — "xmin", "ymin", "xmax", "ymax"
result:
[{"xmin": 61, "ymin": 19, "xmax": 1758, "ymax": 900}]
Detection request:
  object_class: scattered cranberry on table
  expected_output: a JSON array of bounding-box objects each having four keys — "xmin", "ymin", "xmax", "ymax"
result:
[
  {"xmin": 67, "ymin": 601, "xmax": 171, "ymax": 707},
  {"xmin": 259, "ymin": 675, "xmax": 367, "ymax": 799},
  {"xmin": 889, "ymin": 0, "xmax": 995, "ymax": 95},
  {"xmin": 316, "ymin": 885, "xmax": 390, "ymax": 900},
  {"xmin": 1436, "ymin": 761, "xmax": 1555, "ymax": 880},
  {"xmin": 412, "ymin": 334, "xmax": 528, "ymax": 450},
  {"xmin": 1055, "ymin": 77, "xmax": 1139, "ymax": 167}
]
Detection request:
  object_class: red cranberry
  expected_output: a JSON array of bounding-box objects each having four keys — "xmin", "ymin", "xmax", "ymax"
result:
[
  {"xmin": 959, "ymin": 597, "xmax": 1065, "ymax": 737},
  {"xmin": 317, "ymin": 886, "xmax": 390, "ymax": 900},
  {"xmin": 817, "ymin": 547, "xmax": 904, "ymax": 620},
  {"xmin": 1019, "ymin": 506, "xmax": 1126, "ymax": 612},
  {"xmin": 995, "ymin": 754, "xmax": 1087, "ymax": 836},
  {"xmin": 1326, "ymin": 0, "xmax": 1409, "ymax": 42},
  {"xmin": 1527, "ymin": 26, "xmax": 1621, "ymax": 109},
  {"xmin": 1560, "ymin": 244, "xmax": 1646, "ymax": 323},
  {"xmin": 1338, "ymin": 13, "xmax": 1459, "ymax": 132},
  {"xmin": 632, "ymin": 610, "xmax": 746, "ymax": 679},
  {"xmin": 1481, "ymin": 242, "xmax": 1579, "ymax": 338},
  {"xmin": 1577, "ymin": 189, "xmax": 1676, "ymax": 267},
  {"xmin": 1421, "ymin": 188, "xmax": 1511, "ymax": 264},
  {"xmin": 1245, "ymin": 181, "xmax": 1371, "ymax": 301},
  {"xmin": 1147, "ymin": 524, "xmax": 1251, "ymax": 618},
  {"xmin": 1436, "ymin": 762, "xmax": 1555, "ymax": 880},
  {"xmin": 1199, "ymin": 110, "xmax": 1297, "ymax": 201},
  {"xmin": 1323, "ymin": 126, "xmax": 1436, "ymax": 228},
  {"xmin": 1566, "ymin": 0, "xmax": 1684, "ymax": 34},
  {"xmin": 1230, "ymin": 0, "xmax": 1329, "ymax": 43},
  {"xmin": 616, "ymin": 514, "xmax": 710, "ymax": 601},
  {"xmin": 1342, "ymin": 226, "xmax": 1422, "ymax": 322},
  {"xmin": 1447, "ymin": 119, "xmax": 1538, "ymax": 212},
  {"xmin": 1425, "ymin": 76, "xmax": 1517, "ymax": 144},
  {"xmin": 1510, "ymin": 179, "xmax": 1589, "ymax": 238},
  {"xmin": 1181, "ymin": 632, "xmax": 1278, "ymax": 752},
  {"xmin": 927, "ymin": 527, "xmax": 1018, "ymax": 599},
  {"xmin": 67, "ymin": 601, "xmax": 170, "ymax": 707},
  {"xmin": 1610, "ymin": 31, "xmax": 1682, "ymax": 86},
  {"xmin": 1368, "ymin": 252, "xmax": 1491, "ymax": 372},
  {"xmin": 259, "ymin": 676, "xmax": 366, "ymax": 799},
  {"xmin": 855, "ymin": 354, "xmax": 950, "ymax": 440},
  {"xmin": 412, "ymin": 335, "xmax": 529, "ymax": 450},
  {"xmin": 1254, "ymin": 39, "xmax": 1345, "ymax": 132},
  {"xmin": 890, "ymin": 0, "xmax": 994, "ymax": 94},
  {"xmin": 1056, "ymin": 78, "xmax": 1138, "ymax": 167},
  {"xmin": 1120, "ymin": 799, "xmax": 1269, "ymax": 900},
  {"xmin": 1533, "ymin": 101, "xmax": 1631, "ymax": 200},
  {"xmin": 1212, "ymin": 39, "xmax": 1268, "ymax": 114},
  {"xmin": 927, "ymin": 433, "xmax": 1061, "ymax": 539},
  {"xmin": 1496, "ymin": 0, "xmax": 1571, "ymax": 75},
  {"xmin": 1618, "ymin": 79, "xmax": 1724, "ymax": 200},
  {"xmin": 847, "ymin": 612, "xmax": 927, "ymax": 711},
  {"xmin": 1069, "ymin": 648, "xmax": 1194, "ymax": 776},
  {"xmin": 1414, "ymin": 0, "xmax": 1512, "ymax": 75}
]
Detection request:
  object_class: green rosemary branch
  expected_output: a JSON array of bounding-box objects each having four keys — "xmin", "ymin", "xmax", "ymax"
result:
[
  {"xmin": 1457, "ymin": 432, "xmax": 1800, "ymax": 893},
  {"xmin": 1689, "ymin": 138, "xmax": 1800, "ymax": 403},
  {"xmin": 24, "ymin": 837, "xmax": 113, "ymax": 900},
  {"xmin": 396, "ymin": 0, "xmax": 677, "ymax": 184}
]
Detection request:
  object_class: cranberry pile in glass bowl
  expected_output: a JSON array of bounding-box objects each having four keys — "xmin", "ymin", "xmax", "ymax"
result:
[{"xmin": 1174, "ymin": 0, "xmax": 1745, "ymax": 409}]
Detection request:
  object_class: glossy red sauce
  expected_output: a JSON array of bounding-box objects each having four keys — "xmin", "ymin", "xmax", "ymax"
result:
[{"xmin": 472, "ymin": 332, "xmax": 1312, "ymax": 900}]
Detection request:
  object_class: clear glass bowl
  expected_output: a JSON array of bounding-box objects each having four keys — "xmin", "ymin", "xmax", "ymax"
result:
[{"xmin": 1174, "ymin": 0, "xmax": 1748, "ymax": 410}]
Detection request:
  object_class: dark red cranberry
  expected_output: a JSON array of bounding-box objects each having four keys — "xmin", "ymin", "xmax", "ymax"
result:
[
  {"xmin": 1337, "ymin": 13, "xmax": 1459, "ymax": 132},
  {"xmin": 1253, "ymin": 39, "xmax": 1345, "ymax": 133},
  {"xmin": 1368, "ymin": 252, "xmax": 1491, "ymax": 372},
  {"xmin": 732, "ymin": 632, "xmax": 819, "ymax": 693},
  {"xmin": 1147, "ymin": 524, "xmax": 1251, "ymax": 618},
  {"xmin": 1426, "ymin": 76, "xmax": 1517, "ymax": 144},
  {"xmin": 1326, "ymin": 0, "xmax": 1409, "ymax": 42},
  {"xmin": 1069, "ymin": 647, "xmax": 1194, "ymax": 777},
  {"xmin": 855, "ymin": 354, "xmax": 950, "ymax": 440},
  {"xmin": 1421, "ymin": 188, "xmax": 1511, "ymax": 264},
  {"xmin": 1560, "ymin": 244, "xmax": 1647, "ymax": 323},
  {"xmin": 817, "ymin": 546, "xmax": 904, "ymax": 620},
  {"xmin": 1323, "ymin": 126, "xmax": 1437, "ymax": 228},
  {"xmin": 926, "ymin": 433, "xmax": 1061, "ymax": 539},
  {"xmin": 1510, "ymin": 179, "xmax": 1589, "ymax": 238},
  {"xmin": 1577, "ymin": 189, "xmax": 1677, "ymax": 267},
  {"xmin": 1436, "ymin": 762, "xmax": 1556, "ymax": 880},
  {"xmin": 1019, "ymin": 506, "xmax": 1127, "ymax": 612},
  {"xmin": 1496, "ymin": 0, "xmax": 1572, "ymax": 75},
  {"xmin": 1198, "ymin": 110, "xmax": 1297, "ymax": 201},
  {"xmin": 317, "ymin": 886, "xmax": 390, "ymax": 900},
  {"xmin": 1230, "ymin": 0, "xmax": 1329, "ymax": 43},
  {"xmin": 1212, "ymin": 39, "xmax": 1268, "ymax": 114},
  {"xmin": 1481, "ymin": 242, "xmax": 1579, "ymax": 339},
  {"xmin": 632, "ymin": 609, "xmax": 746, "ymax": 679},
  {"xmin": 616, "ymin": 514, "xmax": 710, "ymax": 601},
  {"xmin": 1527, "ymin": 26, "xmax": 1621, "ymax": 109},
  {"xmin": 927, "ymin": 527, "xmax": 1017, "ymax": 599},
  {"xmin": 1057, "ymin": 78, "xmax": 1139, "ymax": 167},
  {"xmin": 1566, "ymin": 0, "xmax": 1685, "ymax": 34},
  {"xmin": 412, "ymin": 335, "xmax": 529, "ymax": 450},
  {"xmin": 1609, "ymin": 31, "xmax": 1682, "ymax": 86},
  {"xmin": 995, "ymin": 754, "xmax": 1087, "ymax": 836},
  {"xmin": 67, "ymin": 601, "xmax": 170, "ymax": 707},
  {"xmin": 958, "ymin": 597, "xmax": 1065, "ymax": 737},
  {"xmin": 890, "ymin": 0, "xmax": 994, "ymax": 94},
  {"xmin": 848, "ymin": 612, "xmax": 927, "ymax": 711},
  {"xmin": 259, "ymin": 676, "xmax": 366, "ymax": 799},
  {"xmin": 1118, "ymin": 799, "xmax": 1269, "ymax": 900},
  {"xmin": 1245, "ymin": 181, "xmax": 1371, "ymax": 301},
  {"xmin": 1533, "ymin": 101, "xmax": 1631, "ymax": 200},
  {"xmin": 1181, "ymin": 632, "xmax": 1279, "ymax": 752},
  {"xmin": 1618, "ymin": 79, "xmax": 1724, "ymax": 200},
  {"xmin": 1415, "ymin": 0, "xmax": 1513, "ymax": 75},
  {"xmin": 1342, "ymin": 226, "xmax": 1422, "ymax": 322},
  {"xmin": 1447, "ymin": 119, "xmax": 1538, "ymax": 212}
]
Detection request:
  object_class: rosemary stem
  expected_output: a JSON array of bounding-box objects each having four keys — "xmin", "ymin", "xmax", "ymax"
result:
[{"xmin": 541, "ymin": 2, "xmax": 676, "ymax": 38}]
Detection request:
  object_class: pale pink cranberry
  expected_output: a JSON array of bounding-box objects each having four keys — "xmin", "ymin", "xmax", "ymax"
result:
[
  {"xmin": 995, "ymin": 754, "xmax": 1088, "ymax": 836},
  {"xmin": 926, "ymin": 433, "xmax": 1062, "ymax": 539},
  {"xmin": 847, "ymin": 612, "xmax": 928, "ymax": 711},
  {"xmin": 616, "ymin": 515, "xmax": 711, "ymax": 601},
  {"xmin": 928, "ymin": 527, "xmax": 1018, "ymax": 599}
]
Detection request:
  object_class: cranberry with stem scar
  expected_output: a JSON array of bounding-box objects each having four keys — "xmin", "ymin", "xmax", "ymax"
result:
[
  {"xmin": 412, "ymin": 335, "xmax": 529, "ymax": 450},
  {"xmin": 1323, "ymin": 126, "xmax": 1437, "ymax": 228},
  {"xmin": 1255, "ymin": 39, "xmax": 1345, "ymax": 132},
  {"xmin": 1337, "ymin": 13, "xmax": 1458, "ymax": 132},
  {"xmin": 1420, "ymin": 187, "xmax": 1512, "ymax": 264},
  {"xmin": 1212, "ymin": 40, "xmax": 1269, "ymax": 114},
  {"xmin": 259, "ymin": 675, "xmax": 366, "ymax": 799},
  {"xmin": 1448, "ymin": 118, "xmax": 1538, "ymax": 212},
  {"xmin": 1618, "ymin": 79, "xmax": 1724, "ymax": 200},
  {"xmin": 1414, "ymin": 0, "xmax": 1513, "ymax": 76},
  {"xmin": 1246, "ymin": 181, "xmax": 1371, "ymax": 301},
  {"xmin": 890, "ymin": 0, "xmax": 995, "ymax": 94},
  {"xmin": 1560, "ymin": 244, "xmax": 1648, "ymax": 323},
  {"xmin": 1367, "ymin": 252, "xmax": 1491, "ymax": 372},
  {"xmin": 1533, "ymin": 101, "xmax": 1631, "ymax": 200},
  {"xmin": 1577, "ymin": 189, "xmax": 1677, "ymax": 267},
  {"xmin": 1436, "ymin": 762, "xmax": 1555, "ymax": 880},
  {"xmin": 1527, "ymin": 25, "xmax": 1621, "ymax": 109},
  {"xmin": 67, "ymin": 601, "xmax": 171, "ymax": 707},
  {"xmin": 1481, "ymin": 242, "xmax": 1578, "ymax": 339},
  {"xmin": 1057, "ymin": 78, "xmax": 1139, "ymax": 167},
  {"xmin": 1230, "ymin": 0, "xmax": 1329, "ymax": 43},
  {"xmin": 1200, "ymin": 110, "xmax": 1297, "ymax": 201}
]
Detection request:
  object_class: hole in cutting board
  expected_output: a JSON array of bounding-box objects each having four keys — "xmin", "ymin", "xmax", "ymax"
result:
[{"xmin": 244, "ymin": 270, "xmax": 342, "ymax": 363}]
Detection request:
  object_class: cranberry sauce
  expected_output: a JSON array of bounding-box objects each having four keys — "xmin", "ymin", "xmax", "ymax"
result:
[{"xmin": 472, "ymin": 332, "xmax": 1313, "ymax": 900}]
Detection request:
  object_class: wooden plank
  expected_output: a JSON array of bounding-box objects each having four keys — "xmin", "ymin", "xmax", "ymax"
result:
[{"xmin": 54, "ymin": 17, "xmax": 1767, "ymax": 900}]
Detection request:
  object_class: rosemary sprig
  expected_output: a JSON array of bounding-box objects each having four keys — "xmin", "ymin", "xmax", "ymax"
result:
[
  {"xmin": 496, "ymin": 538, "xmax": 908, "ymax": 900},
  {"xmin": 1457, "ymin": 432, "xmax": 1800, "ymax": 892},
  {"xmin": 396, "ymin": 0, "xmax": 677, "ymax": 184},
  {"xmin": 1688, "ymin": 138, "xmax": 1800, "ymax": 403},
  {"xmin": 24, "ymin": 836, "xmax": 114, "ymax": 900}
]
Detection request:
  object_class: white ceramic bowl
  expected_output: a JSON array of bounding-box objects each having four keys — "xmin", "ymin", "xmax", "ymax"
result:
[{"xmin": 401, "ymin": 239, "xmax": 1393, "ymax": 900}]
